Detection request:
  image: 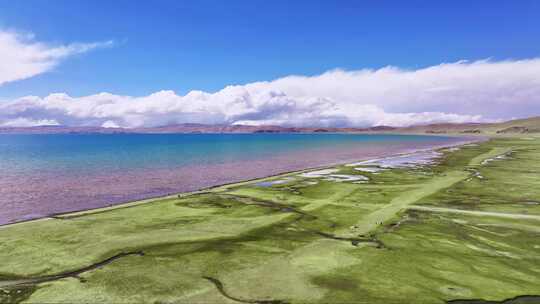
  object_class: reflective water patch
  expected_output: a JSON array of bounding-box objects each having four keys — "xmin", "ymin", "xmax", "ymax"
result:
[
  {"xmin": 299, "ymin": 169, "xmax": 340, "ymax": 178},
  {"xmin": 349, "ymin": 151, "xmax": 443, "ymax": 169},
  {"xmin": 353, "ymin": 167, "xmax": 385, "ymax": 173},
  {"xmin": 323, "ymin": 174, "xmax": 369, "ymax": 182},
  {"xmin": 256, "ymin": 177, "xmax": 296, "ymax": 187}
]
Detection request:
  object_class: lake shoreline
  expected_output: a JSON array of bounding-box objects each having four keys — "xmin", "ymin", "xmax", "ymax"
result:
[{"xmin": 0, "ymin": 135, "xmax": 484, "ymax": 228}]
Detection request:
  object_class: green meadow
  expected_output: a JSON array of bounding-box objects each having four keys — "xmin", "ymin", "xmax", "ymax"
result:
[{"xmin": 1, "ymin": 136, "xmax": 539, "ymax": 304}]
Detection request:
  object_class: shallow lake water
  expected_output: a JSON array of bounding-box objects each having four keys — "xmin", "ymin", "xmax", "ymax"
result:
[{"xmin": 0, "ymin": 133, "xmax": 472, "ymax": 224}]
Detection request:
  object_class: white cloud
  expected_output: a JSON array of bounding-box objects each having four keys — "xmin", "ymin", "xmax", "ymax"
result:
[
  {"xmin": 101, "ymin": 120, "xmax": 120, "ymax": 128},
  {"xmin": 0, "ymin": 58, "xmax": 539, "ymax": 128},
  {"xmin": 0, "ymin": 29, "xmax": 113, "ymax": 86},
  {"xmin": 0, "ymin": 117, "xmax": 59, "ymax": 127}
]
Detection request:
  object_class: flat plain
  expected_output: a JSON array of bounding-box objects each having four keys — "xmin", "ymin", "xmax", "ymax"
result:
[{"xmin": 1, "ymin": 136, "xmax": 539, "ymax": 304}]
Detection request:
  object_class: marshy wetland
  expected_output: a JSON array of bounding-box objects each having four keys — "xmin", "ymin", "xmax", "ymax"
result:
[{"xmin": 1, "ymin": 136, "xmax": 540, "ymax": 303}]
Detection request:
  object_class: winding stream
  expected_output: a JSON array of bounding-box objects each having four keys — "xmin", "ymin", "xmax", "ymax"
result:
[{"xmin": 0, "ymin": 251, "xmax": 144, "ymax": 288}]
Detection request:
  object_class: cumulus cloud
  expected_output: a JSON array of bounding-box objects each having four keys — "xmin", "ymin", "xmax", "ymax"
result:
[
  {"xmin": 0, "ymin": 29, "xmax": 113, "ymax": 86},
  {"xmin": 0, "ymin": 58, "xmax": 539, "ymax": 127}
]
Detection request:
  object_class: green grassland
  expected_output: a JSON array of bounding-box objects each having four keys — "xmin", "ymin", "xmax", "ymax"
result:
[{"xmin": 1, "ymin": 136, "xmax": 540, "ymax": 304}]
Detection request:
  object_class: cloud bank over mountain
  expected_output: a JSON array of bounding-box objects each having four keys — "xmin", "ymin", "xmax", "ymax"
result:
[{"xmin": 1, "ymin": 57, "xmax": 539, "ymax": 128}]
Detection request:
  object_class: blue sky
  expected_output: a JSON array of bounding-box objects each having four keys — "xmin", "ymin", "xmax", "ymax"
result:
[
  {"xmin": 0, "ymin": 1, "xmax": 539, "ymax": 128},
  {"xmin": 1, "ymin": 0, "xmax": 539, "ymax": 98}
]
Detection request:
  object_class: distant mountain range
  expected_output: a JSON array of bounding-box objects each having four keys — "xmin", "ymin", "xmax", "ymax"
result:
[
  {"xmin": 0, "ymin": 124, "xmax": 397, "ymax": 134},
  {"xmin": 396, "ymin": 116, "xmax": 540, "ymax": 135},
  {"xmin": 1, "ymin": 117, "xmax": 539, "ymax": 135}
]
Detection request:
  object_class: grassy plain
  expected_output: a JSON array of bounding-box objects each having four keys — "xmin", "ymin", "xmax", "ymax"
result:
[{"xmin": 1, "ymin": 136, "xmax": 539, "ymax": 304}]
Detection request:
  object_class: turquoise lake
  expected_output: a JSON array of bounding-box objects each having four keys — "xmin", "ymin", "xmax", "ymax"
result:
[{"xmin": 0, "ymin": 133, "xmax": 468, "ymax": 224}]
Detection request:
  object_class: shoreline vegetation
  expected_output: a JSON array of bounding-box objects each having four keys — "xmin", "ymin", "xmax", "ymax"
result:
[{"xmin": 1, "ymin": 133, "xmax": 539, "ymax": 303}]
